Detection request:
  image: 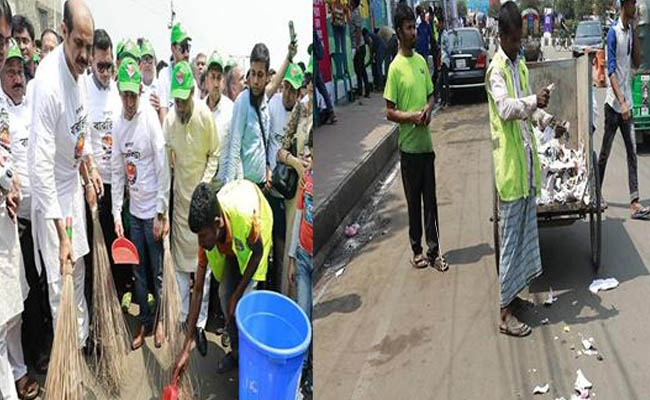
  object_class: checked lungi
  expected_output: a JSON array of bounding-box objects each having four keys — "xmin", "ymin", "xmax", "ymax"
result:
[{"xmin": 498, "ymin": 188, "xmax": 543, "ymax": 308}]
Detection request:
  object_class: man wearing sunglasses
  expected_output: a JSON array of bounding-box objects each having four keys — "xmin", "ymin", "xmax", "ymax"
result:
[
  {"xmin": 139, "ymin": 38, "xmax": 165, "ymax": 124},
  {"xmin": 158, "ymin": 22, "xmax": 195, "ymax": 124},
  {"xmin": 84, "ymin": 28, "xmax": 124, "ymax": 304},
  {"xmin": 600, "ymin": 0, "xmax": 650, "ymax": 219}
]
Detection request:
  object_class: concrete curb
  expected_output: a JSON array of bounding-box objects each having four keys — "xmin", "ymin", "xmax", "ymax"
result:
[{"xmin": 314, "ymin": 123, "xmax": 399, "ymax": 270}]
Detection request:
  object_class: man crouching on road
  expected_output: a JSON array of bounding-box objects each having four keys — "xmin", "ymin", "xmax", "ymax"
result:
[{"xmin": 487, "ymin": 1, "xmax": 560, "ymax": 337}]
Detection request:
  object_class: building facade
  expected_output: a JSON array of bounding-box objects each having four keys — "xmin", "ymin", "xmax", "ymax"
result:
[{"xmin": 8, "ymin": 0, "xmax": 62, "ymax": 40}]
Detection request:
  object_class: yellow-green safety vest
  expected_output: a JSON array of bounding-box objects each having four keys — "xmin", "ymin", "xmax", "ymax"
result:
[
  {"xmin": 486, "ymin": 51, "xmax": 542, "ymax": 202},
  {"xmin": 205, "ymin": 180, "xmax": 273, "ymax": 282}
]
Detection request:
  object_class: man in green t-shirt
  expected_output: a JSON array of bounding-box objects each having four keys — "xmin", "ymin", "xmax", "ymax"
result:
[{"xmin": 384, "ymin": 3, "xmax": 448, "ymax": 271}]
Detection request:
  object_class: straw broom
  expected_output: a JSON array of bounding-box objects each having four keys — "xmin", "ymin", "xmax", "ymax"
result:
[
  {"xmin": 159, "ymin": 236, "xmax": 195, "ymax": 399},
  {"xmin": 43, "ymin": 221, "xmax": 85, "ymax": 400},
  {"xmin": 89, "ymin": 207, "xmax": 131, "ymax": 395}
]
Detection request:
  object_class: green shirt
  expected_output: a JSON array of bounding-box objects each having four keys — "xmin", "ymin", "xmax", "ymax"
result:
[{"xmin": 383, "ymin": 52, "xmax": 434, "ymax": 154}]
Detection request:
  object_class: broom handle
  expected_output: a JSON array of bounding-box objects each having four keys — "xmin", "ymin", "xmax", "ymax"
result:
[{"xmin": 63, "ymin": 217, "xmax": 74, "ymax": 276}]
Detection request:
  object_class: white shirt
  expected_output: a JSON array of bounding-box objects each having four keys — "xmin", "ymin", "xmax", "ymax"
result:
[
  {"xmin": 605, "ymin": 19, "xmax": 633, "ymax": 113},
  {"xmin": 3, "ymin": 92, "xmax": 32, "ymax": 220},
  {"xmin": 268, "ymin": 93, "xmax": 291, "ymax": 171},
  {"xmin": 488, "ymin": 49, "xmax": 552, "ymax": 191},
  {"xmin": 112, "ymin": 101, "xmax": 169, "ymax": 221},
  {"xmin": 85, "ymin": 74, "xmax": 122, "ymax": 184},
  {"xmin": 141, "ymin": 76, "xmax": 160, "ymax": 107},
  {"xmin": 29, "ymin": 44, "xmax": 91, "ymax": 265},
  {"xmin": 208, "ymin": 94, "xmax": 234, "ymax": 159}
]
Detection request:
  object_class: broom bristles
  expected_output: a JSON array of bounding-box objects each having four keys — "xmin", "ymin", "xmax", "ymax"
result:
[
  {"xmin": 43, "ymin": 264, "xmax": 85, "ymax": 400},
  {"xmin": 159, "ymin": 236, "xmax": 195, "ymax": 399},
  {"xmin": 90, "ymin": 209, "xmax": 131, "ymax": 394}
]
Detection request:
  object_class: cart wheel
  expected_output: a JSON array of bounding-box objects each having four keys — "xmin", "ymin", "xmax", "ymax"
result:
[
  {"xmin": 590, "ymin": 151, "xmax": 602, "ymax": 272},
  {"xmin": 492, "ymin": 184, "xmax": 500, "ymax": 274}
]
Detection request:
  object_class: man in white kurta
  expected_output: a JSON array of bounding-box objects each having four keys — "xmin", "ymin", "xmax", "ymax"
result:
[
  {"xmin": 28, "ymin": 0, "xmax": 100, "ymax": 347},
  {"xmin": 0, "ymin": 36, "xmax": 38, "ymax": 400},
  {"xmin": 162, "ymin": 60, "xmax": 219, "ymax": 356}
]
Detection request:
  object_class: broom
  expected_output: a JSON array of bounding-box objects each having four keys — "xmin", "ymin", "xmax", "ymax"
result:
[
  {"xmin": 159, "ymin": 236, "xmax": 195, "ymax": 399},
  {"xmin": 43, "ymin": 217, "xmax": 86, "ymax": 400},
  {"xmin": 89, "ymin": 207, "xmax": 131, "ymax": 395}
]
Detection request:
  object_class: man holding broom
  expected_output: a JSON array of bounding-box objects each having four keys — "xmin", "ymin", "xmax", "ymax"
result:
[
  {"xmin": 29, "ymin": 0, "xmax": 100, "ymax": 349},
  {"xmin": 171, "ymin": 180, "xmax": 272, "ymax": 379}
]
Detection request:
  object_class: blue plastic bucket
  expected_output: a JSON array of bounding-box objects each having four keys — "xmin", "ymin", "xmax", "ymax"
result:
[{"xmin": 236, "ymin": 290, "xmax": 312, "ymax": 400}]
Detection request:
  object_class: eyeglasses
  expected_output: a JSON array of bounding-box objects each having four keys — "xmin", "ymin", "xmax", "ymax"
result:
[
  {"xmin": 141, "ymin": 55, "xmax": 154, "ymax": 64},
  {"xmin": 177, "ymin": 42, "xmax": 191, "ymax": 54},
  {"xmin": 96, "ymin": 62, "xmax": 114, "ymax": 73}
]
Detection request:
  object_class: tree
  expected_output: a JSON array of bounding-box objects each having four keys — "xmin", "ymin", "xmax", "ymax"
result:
[
  {"xmin": 556, "ymin": 0, "xmax": 575, "ymax": 19},
  {"xmin": 457, "ymin": 0, "xmax": 468, "ymax": 18}
]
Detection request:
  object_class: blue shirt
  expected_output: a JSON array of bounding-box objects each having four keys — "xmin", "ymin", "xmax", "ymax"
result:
[
  {"xmin": 416, "ymin": 21, "xmax": 432, "ymax": 58},
  {"xmin": 605, "ymin": 19, "xmax": 633, "ymax": 113},
  {"xmin": 217, "ymin": 89, "xmax": 270, "ymax": 185}
]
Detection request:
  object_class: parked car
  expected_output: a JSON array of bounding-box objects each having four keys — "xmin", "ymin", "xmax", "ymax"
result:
[
  {"xmin": 572, "ymin": 20, "xmax": 603, "ymax": 57},
  {"xmin": 448, "ymin": 28, "xmax": 488, "ymax": 98}
]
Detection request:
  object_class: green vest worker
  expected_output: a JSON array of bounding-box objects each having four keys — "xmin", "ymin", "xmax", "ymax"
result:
[
  {"xmin": 172, "ymin": 180, "xmax": 272, "ymax": 379},
  {"xmin": 486, "ymin": 1, "xmax": 560, "ymax": 338}
]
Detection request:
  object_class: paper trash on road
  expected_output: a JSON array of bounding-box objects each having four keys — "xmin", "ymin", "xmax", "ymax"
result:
[
  {"xmin": 541, "ymin": 318, "xmax": 550, "ymax": 324},
  {"xmin": 344, "ymin": 223, "xmax": 361, "ymax": 238},
  {"xmin": 335, "ymin": 268, "xmax": 346, "ymax": 278},
  {"xmin": 584, "ymin": 349, "xmax": 598, "ymax": 356},
  {"xmin": 533, "ymin": 384, "xmax": 550, "ymax": 394},
  {"xmin": 589, "ymin": 278, "xmax": 619, "ymax": 294},
  {"xmin": 544, "ymin": 287, "xmax": 558, "ymax": 306},
  {"xmin": 574, "ymin": 369, "xmax": 593, "ymax": 398},
  {"xmin": 564, "ymin": 326, "xmax": 571, "ymax": 333},
  {"xmin": 581, "ymin": 337, "xmax": 595, "ymax": 351}
]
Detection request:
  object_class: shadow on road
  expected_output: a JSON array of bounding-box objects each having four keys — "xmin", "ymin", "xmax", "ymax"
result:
[
  {"xmin": 445, "ymin": 242, "xmax": 494, "ymax": 265},
  {"xmin": 313, "ymin": 293, "xmax": 362, "ymax": 321}
]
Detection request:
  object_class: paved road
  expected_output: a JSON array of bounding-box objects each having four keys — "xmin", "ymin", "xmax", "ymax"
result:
[{"xmin": 315, "ymin": 47, "xmax": 650, "ymax": 399}]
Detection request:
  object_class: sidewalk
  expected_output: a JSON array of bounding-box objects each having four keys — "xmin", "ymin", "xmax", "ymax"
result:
[{"xmin": 314, "ymin": 94, "xmax": 398, "ymax": 268}]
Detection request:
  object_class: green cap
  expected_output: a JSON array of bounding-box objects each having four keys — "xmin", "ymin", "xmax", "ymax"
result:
[
  {"xmin": 283, "ymin": 62, "xmax": 303, "ymax": 90},
  {"xmin": 225, "ymin": 57, "xmax": 238, "ymax": 69},
  {"xmin": 306, "ymin": 55, "xmax": 313, "ymax": 75},
  {"xmin": 140, "ymin": 39, "xmax": 155, "ymax": 58},
  {"xmin": 32, "ymin": 52, "xmax": 40, "ymax": 63},
  {"xmin": 120, "ymin": 38, "xmax": 141, "ymax": 61},
  {"xmin": 170, "ymin": 61, "xmax": 194, "ymax": 100},
  {"xmin": 117, "ymin": 58, "xmax": 141, "ymax": 94},
  {"xmin": 207, "ymin": 50, "xmax": 224, "ymax": 71},
  {"xmin": 5, "ymin": 39, "xmax": 23, "ymax": 62},
  {"xmin": 170, "ymin": 23, "xmax": 191, "ymax": 45}
]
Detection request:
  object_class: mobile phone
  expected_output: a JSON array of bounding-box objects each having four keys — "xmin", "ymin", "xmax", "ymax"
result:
[{"xmin": 289, "ymin": 20, "xmax": 297, "ymax": 44}]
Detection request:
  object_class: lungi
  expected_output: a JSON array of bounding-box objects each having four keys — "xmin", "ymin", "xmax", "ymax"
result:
[{"xmin": 498, "ymin": 188, "xmax": 543, "ymax": 308}]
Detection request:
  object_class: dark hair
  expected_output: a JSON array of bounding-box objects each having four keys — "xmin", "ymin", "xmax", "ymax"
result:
[
  {"xmin": 0, "ymin": 0, "xmax": 12, "ymax": 29},
  {"xmin": 63, "ymin": 0, "xmax": 73, "ymax": 32},
  {"xmin": 298, "ymin": 61, "xmax": 306, "ymax": 72},
  {"xmin": 394, "ymin": 3, "xmax": 415, "ymax": 35},
  {"xmin": 498, "ymin": 1, "xmax": 522, "ymax": 36},
  {"xmin": 41, "ymin": 28, "xmax": 61, "ymax": 44},
  {"xmin": 361, "ymin": 27, "xmax": 369, "ymax": 37},
  {"xmin": 156, "ymin": 60, "xmax": 167, "ymax": 75},
  {"xmin": 12, "ymin": 15, "xmax": 34, "ymax": 41},
  {"xmin": 188, "ymin": 182, "xmax": 221, "ymax": 234},
  {"xmin": 250, "ymin": 43, "xmax": 270, "ymax": 72},
  {"xmin": 92, "ymin": 28, "xmax": 112, "ymax": 54}
]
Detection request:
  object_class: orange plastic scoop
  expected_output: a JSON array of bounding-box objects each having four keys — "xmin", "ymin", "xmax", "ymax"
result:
[
  {"xmin": 162, "ymin": 383, "xmax": 178, "ymax": 400},
  {"xmin": 111, "ymin": 237, "xmax": 139, "ymax": 265}
]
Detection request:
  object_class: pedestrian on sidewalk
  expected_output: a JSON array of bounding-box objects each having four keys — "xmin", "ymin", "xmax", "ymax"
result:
[
  {"xmin": 383, "ymin": 3, "xmax": 448, "ymax": 272},
  {"xmin": 326, "ymin": 0, "xmax": 350, "ymax": 78},
  {"xmin": 350, "ymin": 0, "xmax": 369, "ymax": 98},
  {"xmin": 599, "ymin": 0, "xmax": 650, "ymax": 220},
  {"xmin": 362, "ymin": 27, "xmax": 387, "ymax": 92},
  {"xmin": 486, "ymin": 1, "xmax": 558, "ymax": 337}
]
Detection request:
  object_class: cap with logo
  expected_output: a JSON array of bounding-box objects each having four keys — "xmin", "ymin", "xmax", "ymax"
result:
[
  {"xmin": 5, "ymin": 39, "xmax": 23, "ymax": 62},
  {"xmin": 171, "ymin": 23, "xmax": 191, "ymax": 45},
  {"xmin": 120, "ymin": 39, "xmax": 141, "ymax": 61},
  {"xmin": 283, "ymin": 62, "xmax": 303, "ymax": 90},
  {"xmin": 140, "ymin": 39, "xmax": 156, "ymax": 59},
  {"xmin": 207, "ymin": 50, "xmax": 224, "ymax": 71},
  {"xmin": 116, "ymin": 39, "xmax": 125, "ymax": 60},
  {"xmin": 117, "ymin": 58, "xmax": 142, "ymax": 94},
  {"xmin": 170, "ymin": 61, "xmax": 195, "ymax": 100}
]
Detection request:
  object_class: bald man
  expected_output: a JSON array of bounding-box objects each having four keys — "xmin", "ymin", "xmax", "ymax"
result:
[{"xmin": 29, "ymin": 0, "xmax": 99, "ymax": 349}]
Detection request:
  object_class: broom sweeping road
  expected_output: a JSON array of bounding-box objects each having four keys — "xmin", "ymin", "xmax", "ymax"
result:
[{"xmin": 315, "ymin": 47, "xmax": 650, "ymax": 399}]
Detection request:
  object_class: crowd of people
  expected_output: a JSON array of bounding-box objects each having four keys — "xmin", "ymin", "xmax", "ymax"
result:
[{"xmin": 0, "ymin": 0, "xmax": 314, "ymax": 398}]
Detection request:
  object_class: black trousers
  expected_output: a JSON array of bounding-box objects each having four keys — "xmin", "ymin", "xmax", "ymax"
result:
[
  {"xmin": 264, "ymin": 192, "xmax": 286, "ymax": 292},
  {"xmin": 400, "ymin": 151, "xmax": 440, "ymax": 259},
  {"xmin": 353, "ymin": 46, "xmax": 369, "ymax": 96},
  {"xmin": 598, "ymin": 103, "xmax": 640, "ymax": 202},
  {"xmin": 18, "ymin": 217, "xmax": 53, "ymax": 367}
]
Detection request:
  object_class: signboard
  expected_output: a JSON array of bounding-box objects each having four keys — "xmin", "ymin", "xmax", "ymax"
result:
[{"xmin": 467, "ymin": 0, "xmax": 488, "ymax": 14}]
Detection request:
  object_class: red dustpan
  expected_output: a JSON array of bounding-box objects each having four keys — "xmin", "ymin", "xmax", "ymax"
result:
[
  {"xmin": 162, "ymin": 383, "xmax": 178, "ymax": 400},
  {"xmin": 111, "ymin": 237, "xmax": 139, "ymax": 265}
]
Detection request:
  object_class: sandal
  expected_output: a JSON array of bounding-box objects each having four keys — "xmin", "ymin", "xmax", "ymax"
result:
[
  {"xmin": 499, "ymin": 314, "xmax": 532, "ymax": 337},
  {"xmin": 631, "ymin": 206, "xmax": 650, "ymax": 220},
  {"xmin": 430, "ymin": 255, "xmax": 449, "ymax": 272},
  {"xmin": 15, "ymin": 374, "xmax": 39, "ymax": 400},
  {"xmin": 410, "ymin": 254, "xmax": 428, "ymax": 269}
]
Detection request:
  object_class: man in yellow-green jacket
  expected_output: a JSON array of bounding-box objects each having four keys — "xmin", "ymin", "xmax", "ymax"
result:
[
  {"xmin": 171, "ymin": 180, "xmax": 272, "ymax": 378},
  {"xmin": 487, "ymin": 1, "xmax": 557, "ymax": 338}
]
